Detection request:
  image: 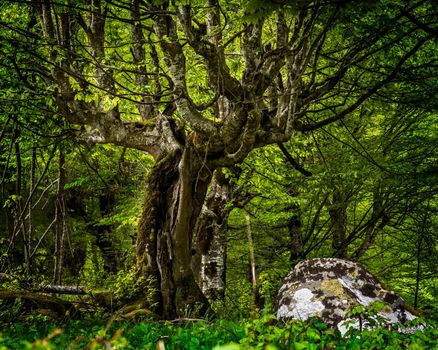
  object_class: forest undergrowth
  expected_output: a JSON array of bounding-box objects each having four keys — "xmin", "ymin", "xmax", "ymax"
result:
[{"xmin": 0, "ymin": 309, "xmax": 437, "ymax": 349}]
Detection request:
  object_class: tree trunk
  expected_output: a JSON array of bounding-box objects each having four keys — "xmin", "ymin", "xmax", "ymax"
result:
[
  {"xmin": 91, "ymin": 193, "xmax": 119, "ymax": 274},
  {"xmin": 414, "ymin": 232, "xmax": 422, "ymax": 308},
  {"xmin": 136, "ymin": 146, "xmax": 212, "ymax": 318},
  {"xmin": 53, "ymin": 146, "xmax": 67, "ymax": 284},
  {"xmin": 246, "ymin": 215, "xmax": 257, "ymax": 304},
  {"xmin": 13, "ymin": 126, "xmax": 27, "ymax": 269},
  {"xmin": 351, "ymin": 183, "xmax": 388, "ymax": 260},
  {"xmin": 92, "ymin": 225, "xmax": 119, "ymax": 273},
  {"xmin": 245, "ymin": 214, "xmax": 262, "ymax": 309},
  {"xmin": 25, "ymin": 145, "xmax": 36, "ymax": 274},
  {"xmin": 192, "ymin": 169, "xmax": 231, "ymax": 302},
  {"xmin": 329, "ymin": 188, "xmax": 348, "ymax": 258},
  {"xmin": 288, "ymin": 202, "xmax": 305, "ymax": 265}
]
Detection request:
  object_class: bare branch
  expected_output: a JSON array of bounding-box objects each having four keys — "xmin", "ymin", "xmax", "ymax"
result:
[
  {"xmin": 298, "ymin": 36, "xmax": 431, "ymax": 132},
  {"xmin": 402, "ymin": 10, "xmax": 438, "ymax": 37},
  {"xmin": 277, "ymin": 143, "xmax": 312, "ymax": 177}
]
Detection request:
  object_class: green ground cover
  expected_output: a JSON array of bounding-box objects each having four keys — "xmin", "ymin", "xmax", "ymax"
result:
[{"xmin": 0, "ymin": 315, "xmax": 436, "ymax": 349}]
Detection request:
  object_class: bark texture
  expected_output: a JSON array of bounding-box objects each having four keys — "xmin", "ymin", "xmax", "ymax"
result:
[
  {"xmin": 137, "ymin": 146, "xmax": 212, "ymax": 318},
  {"xmin": 192, "ymin": 170, "xmax": 231, "ymax": 301}
]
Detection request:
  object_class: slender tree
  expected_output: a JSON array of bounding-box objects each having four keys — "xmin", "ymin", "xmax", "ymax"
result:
[{"xmin": 53, "ymin": 145, "xmax": 67, "ymax": 285}]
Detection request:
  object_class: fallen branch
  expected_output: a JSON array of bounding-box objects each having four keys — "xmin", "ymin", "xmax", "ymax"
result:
[
  {"xmin": 32, "ymin": 284, "xmax": 88, "ymax": 295},
  {"xmin": 0, "ymin": 288, "xmax": 76, "ymax": 316},
  {"xmin": 0, "ymin": 274, "xmax": 88, "ymax": 295}
]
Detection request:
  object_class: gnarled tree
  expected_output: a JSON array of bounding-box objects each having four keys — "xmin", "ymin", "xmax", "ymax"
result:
[{"xmin": 1, "ymin": 0, "xmax": 436, "ymax": 318}]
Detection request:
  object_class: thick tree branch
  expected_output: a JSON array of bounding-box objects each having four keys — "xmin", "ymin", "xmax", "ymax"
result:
[
  {"xmin": 152, "ymin": 5, "xmax": 216, "ymax": 135},
  {"xmin": 175, "ymin": 4, "xmax": 243, "ymax": 101},
  {"xmin": 66, "ymin": 104, "xmax": 180, "ymax": 157}
]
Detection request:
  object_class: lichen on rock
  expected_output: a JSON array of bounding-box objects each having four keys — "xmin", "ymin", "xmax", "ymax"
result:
[
  {"xmin": 276, "ymin": 258, "xmax": 416, "ymax": 334},
  {"xmin": 277, "ymin": 288, "xmax": 325, "ymax": 320},
  {"xmin": 321, "ymin": 278, "xmax": 346, "ymax": 299}
]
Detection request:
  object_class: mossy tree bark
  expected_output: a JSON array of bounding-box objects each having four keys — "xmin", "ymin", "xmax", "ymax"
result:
[{"xmin": 136, "ymin": 145, "xmax": 212, "ymax": 318}]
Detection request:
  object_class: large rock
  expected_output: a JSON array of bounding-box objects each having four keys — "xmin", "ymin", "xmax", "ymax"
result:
[{"xmin": 276, "ymin": 258, "xmax": 416, "ymax": 334}]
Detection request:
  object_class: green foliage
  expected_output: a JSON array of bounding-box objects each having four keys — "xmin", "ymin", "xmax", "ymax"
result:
[
  {"xmin": 0, "ymin": 318, "xmax": 240, "ymax": 350},
  {"xmin": 1, "ymin": 316, "xmax": 436, "ymax": 350},
  {"xmin": 0, "ymin": 299, "xmax": 22, "ymax": 324},
  {"xmin": 223, "ymin": 277, "xmax": 255, "ymax": 319},
  {"xmin": 242, "ymin": 0, "xmax": 281, "ymax": 21},
  {"xmin": 215, "ymin": 316, "xmax": 438, "ymax": 350},
  {"xmin": 110, "ymin": 267, "xmax": 158, "ymax": 307},
  {"xmin": 346, "ymin": 301, "xmax": 392, "ymax": 332}
]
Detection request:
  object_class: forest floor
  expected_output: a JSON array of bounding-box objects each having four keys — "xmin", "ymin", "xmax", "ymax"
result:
[{"xmin": 0, "ymin": 314, "xmax": 437, "ymax": 349}]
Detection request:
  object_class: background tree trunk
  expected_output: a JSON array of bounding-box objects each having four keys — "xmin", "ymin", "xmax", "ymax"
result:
[
  {"xmin": 13, "ymin": 126, "xmax": 26, "ymax": 269},
  {"xmin": 91, "ymin": 193, "xmax": 119, "ymax": 274},
  {"xmin": 53, "ymin": 146, "xmax": 67, "ymax": 285},
  {"xmin": 246, "ymin": 214, "xmax": 260, "ymax": 309},
  {"xmin": 288, "ymin": 202, "xmax": 305, "ymax": 265},
  {"xmin": 329, "ymin": 188, "xmax": 348, "ymax": 258},
  {"xmin": 25, "ymin": 145, "xmax": 36, "ymax": 274},
  {"xmin": 351, "ymin": 183, "xmax": 388, "ymax": 260}
]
